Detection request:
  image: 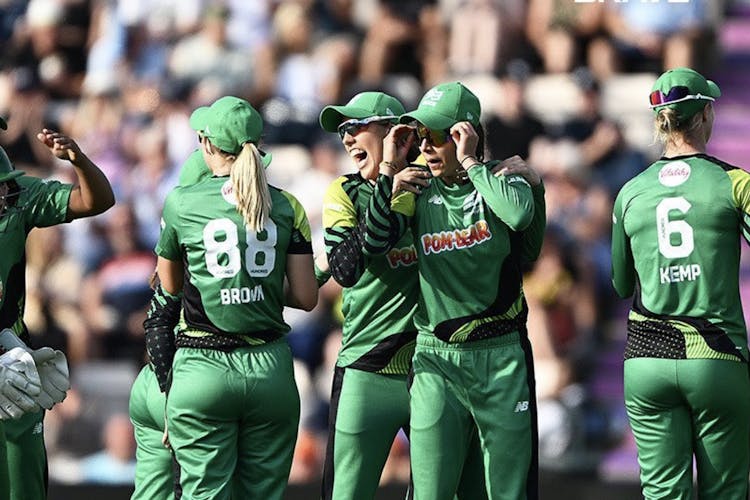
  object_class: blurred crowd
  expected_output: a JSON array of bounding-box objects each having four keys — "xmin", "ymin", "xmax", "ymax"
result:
[{"xmin": 0, "ymin": 0, "xmax": 743, "ymax": 488}]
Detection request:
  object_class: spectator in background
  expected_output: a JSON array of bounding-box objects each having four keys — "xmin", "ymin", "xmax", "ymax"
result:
[
  {"xmin": 530, "ymin": 69, "xmax": 645, "ymax": 199},
  {"xmin": 526, "ymin": 0, "xmax": 605, "ymax": 74},
  {"xmin": 358, "ymin": 0, "xmax": 447, "ymax": 86},
  {"xmin": 485, "ymin": 59, "xmax": 544, "ymax": 160},
  {"xmin": 0, "ymin": 67, "xmax": 51, "ymax": 171},
  {"xmin": 448, "ymin": 0, "xmax": 527, "ymax": 76},
  {"xmin": 603, "ymin": 0, "xmax": 715, "ymax": 73},
  {"xmin": 168, "ymin": 5, "xmax": 259, "ymax": 98},
  {"xmin": 80, "ymin": 203, "xmax": 155, "ymax": 362},
  {"xmin": 79, "ymin": 413, "xmax": 136, "ymax": 485},
  {"xmin": 264, "ymin": 2, "xmax": 357, "ymax": 146}
]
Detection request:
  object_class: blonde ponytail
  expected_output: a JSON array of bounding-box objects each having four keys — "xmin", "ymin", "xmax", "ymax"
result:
[
  {"xmin": 654, "ymin": 107, "xmax": 704, "ymax": 146},
  {"xmin": 231, "ymin": 142, "xmax": 272, "ymax": 232}
]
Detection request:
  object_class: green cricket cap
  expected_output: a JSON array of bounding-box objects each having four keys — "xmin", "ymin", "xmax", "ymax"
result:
[
  {"xmin": 190, "ymin": 96, "xmax": 271, "ymax": 167},
  {"xmin": 319, "ymin": 92, "xmax": 405, "ymax": 132},
  {"xmin": 0, "ymin": 147, "xmax": 23, "ymax": 183},
  {"xmin": 651, "ymin": 67, "xmax": 721, "ymax": 121},
  {"xmin": 400, "ymin": 82, "xmax": 481, "ymax": 130}
]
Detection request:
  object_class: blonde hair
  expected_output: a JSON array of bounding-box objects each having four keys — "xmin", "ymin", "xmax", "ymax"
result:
[
  {"xmin": 231, "ymin": 142, "xmax": 272, "ymax": 232},
  {"xmin": 653, "ymin": 107, "xmax": 705, "ymax": 146}
]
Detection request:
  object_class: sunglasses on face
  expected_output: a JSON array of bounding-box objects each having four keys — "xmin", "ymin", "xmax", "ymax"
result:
[
  {"xmin": 337, "ymin": 116, "xmax": 394, "ymax": 140},
  {"xmin": 648, "ymin": 86, "xmax": 716, "ymax": 108},
  {"xmin": 415, "ymin": 124, "xmax": 452, "ymax": 146}
]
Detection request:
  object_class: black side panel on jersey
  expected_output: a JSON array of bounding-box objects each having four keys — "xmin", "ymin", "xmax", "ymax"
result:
[
  {"xmin": 348, "ymin": 330, "xmax": 417, "ymax": 372},
  {"xmin": 630, "ymin": 278, "xmax": 745, "ymax": 361}
]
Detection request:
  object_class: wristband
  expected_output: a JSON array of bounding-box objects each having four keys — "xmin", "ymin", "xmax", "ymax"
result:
[
  {"xmin": 379, "ymin": 161, "xmax": 401, "ymax": 176},
  {"xmin": 460, "ymin": 156, "xmax": 479, "ymax": 168}
]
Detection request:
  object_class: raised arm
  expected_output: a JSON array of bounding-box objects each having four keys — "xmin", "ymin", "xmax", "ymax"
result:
[
  {"xmin": 362, "ymin": 124, "xmax": 419, "ymax": 256},
  {"xmin": 36, "ymin": 129, "xmax": 115, "ymax": 221},
  {"xmin": 455, "ymin": 123, "xmax": 535, "ymax": 231}
]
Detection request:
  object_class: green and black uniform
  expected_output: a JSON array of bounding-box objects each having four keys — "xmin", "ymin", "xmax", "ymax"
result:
[
  {"xmin": 364, "ymin": 161, "xmax": 545, "ymax": 500},
  {"xmin": 321, "ymin": 173, "xmax": 418, "ymax": 500},
  {"xmin": 612, "ymin": 154, "xmax": 750, "ymax": 500},
  {"xmin": 0, "ymin": 175, "xmax": 72, "ymax": 500},
  {"xmin": 129, "ymin": 149, "xmax": 209, "ymax": 500},
  {"xmin": 156, "ymin": 175, "xmax": 313, "ymax": 500}
]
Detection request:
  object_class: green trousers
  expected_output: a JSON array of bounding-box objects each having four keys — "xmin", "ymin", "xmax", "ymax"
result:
[
  {"xmin": 166, "ymin": 339, "xmax": 299, "ymax": 500},
  {"xmin": 322, "ymin": 367, "xmax": 410, "ymax": 500},
  {"xmin": 625, "ymin": 358, "xmax": 750, "ymax": 500},
  {"xmin": 410, "ymin": 333, "xmax": 538, "ymax": 500},
  {"xmin": 4, "ymin": 409, "xmax": 46, "ymax": 500},
  {"xmin": 130, "ymin": 365, "xmax": 177, "ymax": 500}
]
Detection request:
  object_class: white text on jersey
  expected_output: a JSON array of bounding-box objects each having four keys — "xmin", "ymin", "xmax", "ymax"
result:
[
  {"xmin": 220, "ymin": 285, "xmax": 265, "ymax": 305},
  {"xmin": 659, "ymin": 264, "xmax": 701, "ymax": 284},
  {"xmin": 421, "ymin": 220, "xmax": 492, "ymax": 256}
]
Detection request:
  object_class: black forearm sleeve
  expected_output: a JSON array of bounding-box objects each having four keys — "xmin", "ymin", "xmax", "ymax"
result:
[
  {"xmin": 327, "ymin": 220, "xmax": 367, "ymax": 287},
  {"xmin": 143, "ymin": 285, "xmax": 181, "ymax": 392}
]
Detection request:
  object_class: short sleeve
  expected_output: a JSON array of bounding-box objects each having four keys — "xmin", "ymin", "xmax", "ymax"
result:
[{"xmin": 155, "ymin": 189, "xmax": 182, "ymax": 260}]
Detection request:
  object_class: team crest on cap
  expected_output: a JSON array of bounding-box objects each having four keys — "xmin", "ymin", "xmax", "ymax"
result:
[
  {"xmin": 422, "ymin": 88, "xmax": 444, "ymax": 107},
  {"xmin": 221, "ymin": 180, "xmax": 238, "ymax": 205},
  {"xmin": 466, "ymin": 111, "xmax": 474, "ymax": 121},
  {"xmin": 658, "ymin": 161, "xmax": 691, "ymax": 187}
]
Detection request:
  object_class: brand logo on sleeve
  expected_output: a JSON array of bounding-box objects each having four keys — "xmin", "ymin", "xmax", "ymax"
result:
[
  {"xmin": 420, "ymin": 220, "xmax": 492, "ymax": 255},
  {"xmin": 658, "ymin": 161, "xmax": 691, "ymax": 187}
]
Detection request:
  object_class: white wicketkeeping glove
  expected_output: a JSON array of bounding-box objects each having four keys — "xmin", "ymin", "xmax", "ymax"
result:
[
  {"xmin": 29, "ymin": 347, "xmax": 70, "ymax": 410},
  {"xmin": 0, "ymin": 347, "xmax": 42, "ymax": 420},
  {"xmin": 0, "ymin": 329, "xmax": 70, "ymax": 410}
]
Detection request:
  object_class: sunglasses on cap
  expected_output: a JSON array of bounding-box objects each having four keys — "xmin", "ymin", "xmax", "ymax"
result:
[
  {"xmin": 415, "ymin": 124, "xmax": 452, "ymax": 147},
  {"xmin": 337, "ymin": 115, "xmax": 395, "ymax": 140},
  {"xmin": 648, "ymin": 86, "xmax": 716, "ymax": 108}
]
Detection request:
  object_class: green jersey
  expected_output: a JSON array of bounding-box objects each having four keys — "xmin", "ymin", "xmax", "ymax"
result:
[
  {"xmin": 612, "ymin": 154, "xmax": 750, "ymax": 362},
  {"xmin": 364, "ymin": 162, "xmax": 545, "ymax": 343},
  {"xmin": 323, "ymin": 174, "xmax": 417, "ymax": 374},
  {"xmin": 156, "ymin": 176, "xmax": 313, "ymax": 343},
  {"xmin": 0, "ymin": 176, "xmax": 71, "ymax": 340}
]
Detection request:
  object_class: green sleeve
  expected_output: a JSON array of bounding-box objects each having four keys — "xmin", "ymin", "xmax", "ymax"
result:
[
  {"xmin": 611, "ymin": 189, "xmax": 635, "ymax": 298},
  {"xmin": 281, "ymin": 191, "xmax": 313, "ymax": 254},
  {"xmin": 521, "ymin": 181, "xmax": 546, "ymax": 263},
  {"xmin": 467, "ymin": 163, "xmax": 534, "ymax": 231},
  {"xmin": 314, "ymin": 261, "xmax": 331, "ymax": 287},
  {"xmin": 155, "ymin": 188, "xmax": 182, "ymax": 260},
  {"xmin": 20, "ymin": 177, "xmax": 73, "ymax": 228},
  {"xmin": 728, "ymin": 168, "xmax": 750, "ymax": 245}
]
